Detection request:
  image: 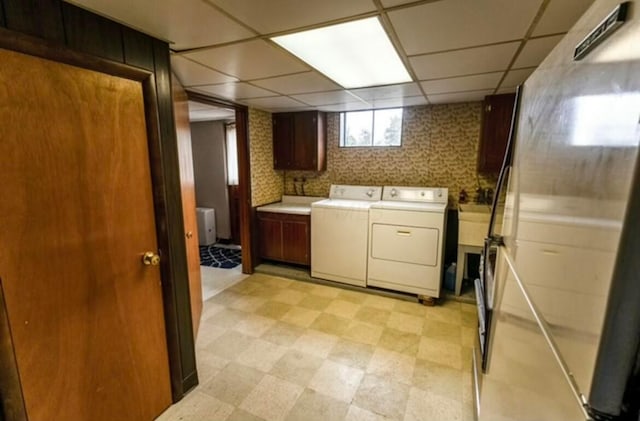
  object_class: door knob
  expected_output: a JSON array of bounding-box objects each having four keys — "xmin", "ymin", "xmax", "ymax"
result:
[
  {"xmin": 186, "ymin": 231, "xmax": 193, "ymax": 239},
  {"xmin": 142, "ymin": 251, "xmax": 161, "ymax": 266}
]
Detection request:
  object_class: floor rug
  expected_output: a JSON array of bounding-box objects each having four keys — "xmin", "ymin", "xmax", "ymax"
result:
[{"xmin": 199, "ymin": 245, "xmax": 242, "ymax": 269}]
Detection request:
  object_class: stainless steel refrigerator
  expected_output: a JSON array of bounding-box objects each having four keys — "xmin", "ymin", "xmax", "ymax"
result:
[{"xmin": 474, "ymin": 1, "xmax": 640, "ymax": 420}]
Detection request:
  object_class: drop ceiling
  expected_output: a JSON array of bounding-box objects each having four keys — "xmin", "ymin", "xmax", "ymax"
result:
[{"xmin": 67, "ymin": 0, "xmax": 594, "ymax": 112}]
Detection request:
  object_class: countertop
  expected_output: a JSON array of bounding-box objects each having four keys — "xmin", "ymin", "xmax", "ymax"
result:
[{"xmin": 256, "ymin": 195, "xmax": 325, "ymax": 215}]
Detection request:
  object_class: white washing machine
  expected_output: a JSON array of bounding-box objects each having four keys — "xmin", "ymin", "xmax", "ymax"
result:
[
  {"xmin": 368, "ymin": 186, "xmax": 448, "ymax": 297},
  {"xmin": 311, "ymin": 185, "xmax": 382, "ymax": 287}
]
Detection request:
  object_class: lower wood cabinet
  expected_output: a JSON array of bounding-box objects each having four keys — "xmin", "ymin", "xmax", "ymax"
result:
[{"xmin": 257, "ymin": 212, "xmax": 310, "ymax": 265}]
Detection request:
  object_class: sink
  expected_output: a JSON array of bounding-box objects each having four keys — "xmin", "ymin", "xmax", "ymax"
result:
[
  {"xmin": 459, "ymin": 203, "xmax": 492, "ymax": 213},
  {"xmin": 459, "ymin": 203, "xmax": 492, "ymax": 223},
  {"xmin": 458, "ymin": 203, "xmax": 503, "ymax": 246}
]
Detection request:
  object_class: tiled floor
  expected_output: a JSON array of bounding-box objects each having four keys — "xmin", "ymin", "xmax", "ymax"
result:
[
  {"xmin": 157, "ymin": 274, "xmax": 477, "ymax": 421},
  {"xmin": 201, "ymin": 265, "xmax": 249, "ymax": 301}
]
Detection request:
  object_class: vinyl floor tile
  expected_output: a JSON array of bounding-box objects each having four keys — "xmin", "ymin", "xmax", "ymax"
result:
[
  {"xmin": 328, "ymin": 338, "xmax": 375, "ymax": 370},
  {"xmin": 353, "ymin": 374, "xmax": 410, "ymax": 420},
  {"xmin": 284, "ymin": 389, "xmax": 350, "ymax": 421},
  {"xmin": 404, "ymin": 386, "xmax": 462, "ymax": 421},
  {"xmin": 239, "ymin": 375, "xmax": 303, "ymax": 421},
  {"xmin": 269, "ymin": 349, "xmax": 324, "ymax": 387},
  {"xmin": 308, "ymin": 360, "xmax": 365, "ymax": 402},
  {"xmin": 199, "ymin": 362, "xmax": 265, "ymax": 406}
]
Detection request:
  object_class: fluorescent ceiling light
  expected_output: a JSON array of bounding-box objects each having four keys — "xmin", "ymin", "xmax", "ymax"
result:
[{"xmin": 272, "ymin": 17, "xmax": 412, "ymax": 89}]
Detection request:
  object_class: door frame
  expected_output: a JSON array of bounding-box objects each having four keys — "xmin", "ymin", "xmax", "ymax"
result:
[
  {"xmin": 184, "ymin": 91, "xmax": 254, "ymax": 274},
  {"xmin": 0, "ymin": 26, "xmax": 192, "ymax": 405}
]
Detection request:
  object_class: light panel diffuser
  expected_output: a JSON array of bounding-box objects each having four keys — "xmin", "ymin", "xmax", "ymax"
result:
[{"xmin": 272, "ymin": 17, "xmax": 411, "ymax": 89}]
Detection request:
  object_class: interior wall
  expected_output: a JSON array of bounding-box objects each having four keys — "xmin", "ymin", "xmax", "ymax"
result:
[
  {"xmin": 283, "ymin": 103, "xmax": 497, "ymax": 206},
  {"xmin": 249, "ymin": 108, "xmax": 283, "ymax": 206},
  {"xmin": 190, "ymin": 120, "xmax": 231, "ymax": 240}
]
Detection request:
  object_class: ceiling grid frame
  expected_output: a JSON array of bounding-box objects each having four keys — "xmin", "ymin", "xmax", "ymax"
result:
[{"xmin": 66, "ymin": 0, "xmax": 595, "ymax": 111}]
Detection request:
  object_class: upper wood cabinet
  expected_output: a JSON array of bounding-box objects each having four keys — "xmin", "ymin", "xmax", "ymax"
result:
[
  {"xmin": 478, "ymin": 93, "xmax": 516, "ymax": 174},
  {"xmin": 273, "ymin": 111, "xmax": 326, "ymax": 171}
]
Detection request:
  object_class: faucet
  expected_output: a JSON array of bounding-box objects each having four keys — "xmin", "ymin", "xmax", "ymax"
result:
[{"xmin": 475, "ymin": 187, "xmax": 493, "ymax": 204}]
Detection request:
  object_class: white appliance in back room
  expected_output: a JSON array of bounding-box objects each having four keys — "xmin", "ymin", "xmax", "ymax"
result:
[
  {"xmin": 196, "ymin": 207, "xmax": 216, "ymax": 246},
  {"xmin": 368, "ymin": 186, "xmax": 448, "ymax": 298},
  {"xmin": 311, "ymin": 184, "xmax": 382, "ymax": 286}
]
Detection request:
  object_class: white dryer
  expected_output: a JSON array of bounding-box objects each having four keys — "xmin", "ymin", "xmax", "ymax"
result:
[
  {"xmin": 311, "ymin": 185, "xmax": 382, "ymax": 287},
  {"xmin": 368, "ymin": 186, "xmax": 448, "ymax": 297}
]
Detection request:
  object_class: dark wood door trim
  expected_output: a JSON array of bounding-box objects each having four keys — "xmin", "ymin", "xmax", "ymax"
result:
[
  {"xmin": 0, "ymin": 26, "xmax": 150, "ymax": 82},
  {"xmin": 0, "ymin": 279, "xmax": 27, "ymax": 421},
  {"xmin": 186, "ymin": 90, "xmax": 254, "ymax": 274},
  {"xmin": 0, "ymin": 23, "xmax": 194, "ymax": 402}
]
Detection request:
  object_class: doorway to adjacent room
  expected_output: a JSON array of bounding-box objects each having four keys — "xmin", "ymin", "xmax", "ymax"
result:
[{"xmin": 187, "ymin": 100, "xmax": 248, "ymax": 299}]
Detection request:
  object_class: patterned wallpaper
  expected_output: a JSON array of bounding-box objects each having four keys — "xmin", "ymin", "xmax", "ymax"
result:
[
  {"xmin": 283, "ymin": 103, "xmax": 496, "ymax": 206},
  {"xmin": 249, "ymin": 108, "xmax": 283, "ymax": 206}
]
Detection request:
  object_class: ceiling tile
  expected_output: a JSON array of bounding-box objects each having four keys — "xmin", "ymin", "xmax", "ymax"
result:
[
  {"xmin": 67, "ymin": 0, "xmax": 254, "ymax": 50},
  {"xmin": 388, "ymin": 0, "xmax": 542, "ymax": 55},
  {"xmin": 191, "ymin": 82, "xmax": 275, "ymax": 100},
  {"xmin": 349, "ymin": 83, "xmax": 422, "ymax": 101},
  {"xmin": 183, "ymin": 39, "xmax": 309, "ymax": 81},
  {"xmin": 380, "ymin": 0, "xmax": 418, "ymax": 7},
  {"xmin": 532, "ymin": 0, "xmax": 595, "ymax": 36},
  {"xmin": 369, "ymin": 96, "xmax": 428, "ymax": 108},
  {"xmin": 210, "ymin": 0, "xmax": 376, "ymax": 34},
  {"xmin": 410, "ymin": 42, "xmax": 520, "ymax": 80},
  {"xmin": 496, "ymin": 86, "xmax": 518, "ymax": 95},
  {"xmin": 251, "ymin": 72, "xmax": 341, "ymax": 94},
  {"xmin": 189, "ymin": 108, "xmax": 235, "ymax": 122},
  {"xmin": 171, "ymin": 55, "xmax": 238, "ymax": 86},
  {"xmin": 241, "ymin": 96, "xmax": 308, "ymax": 110},
  {"xmin": 188, "ymin": 101, "xmax": 211, "ymax": 111},
  {"xmin": 292, "ymin": 90, "xmax": 367, "ymax": 106},
  {"xmin": 428, "ymin": 89, "xmax": 494, "ymax": 104},
  {"xmin": 513, "ymin": 35, "xmax": 564, "ymax": 68},
  {"xmin": 420, "ymin": 72, "xmax": 504, "ymax": 95},
  {"xmin": 317, "ymin": 102, "xmax": 373, "ymax": 112},
  {"xmin": 501, "ymin": 68, "xmax": 536, "ymax": 88},
  {"xmin": 188, "ymin": 100, "xmax": 235, "ymax": 121}
]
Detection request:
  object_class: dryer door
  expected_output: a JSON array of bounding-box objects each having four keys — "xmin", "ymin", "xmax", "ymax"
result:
[{"xmin": 370, "ymin": 223, "xmax": 439, "ymax": 266}]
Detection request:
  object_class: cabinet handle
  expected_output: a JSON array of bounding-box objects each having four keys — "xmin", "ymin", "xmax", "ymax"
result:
[
  {"xmin": 397, "ymin": 230, "xmax": 411, "ymax": 236},
  {"xmin": 485, "ymin": 104, "xmax": 492, "ymax": 112}
]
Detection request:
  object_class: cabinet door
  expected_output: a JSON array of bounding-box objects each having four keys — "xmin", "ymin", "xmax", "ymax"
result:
[
  {"xmin": 258, "ymin": 215, "xmax": 283, "ymax": 260},
  {"xmin": 478, "ymin": 93, "xmax": 516, "ymax": 174},
  {"xmin": 282, "ymin": 219, "xmax": 310, "ymax": 265},
  {"xmin": 273, "ymin": 113, "xmax": 293, "ymax": 169},
  {"xmin": 293, "ymin": 111, "xmax": 317, "ymax": 170}
]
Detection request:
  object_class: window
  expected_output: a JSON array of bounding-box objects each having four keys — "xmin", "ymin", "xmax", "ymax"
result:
[
  {"xmin": 225, "ymin": 123, "xmax": 239, "ymax": 185},
  {"xmin": 339, "ymin": 108, "xmax": 403, "ymax": 147}
]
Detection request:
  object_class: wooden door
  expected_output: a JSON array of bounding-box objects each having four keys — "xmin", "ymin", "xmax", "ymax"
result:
[
  {"xmin": 172, "ymin": 74, "xmax": 203, "ymax": 339},
  {"xmin": 0, "ymin": 48, "xmax": 172, "ymax": 421}
]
